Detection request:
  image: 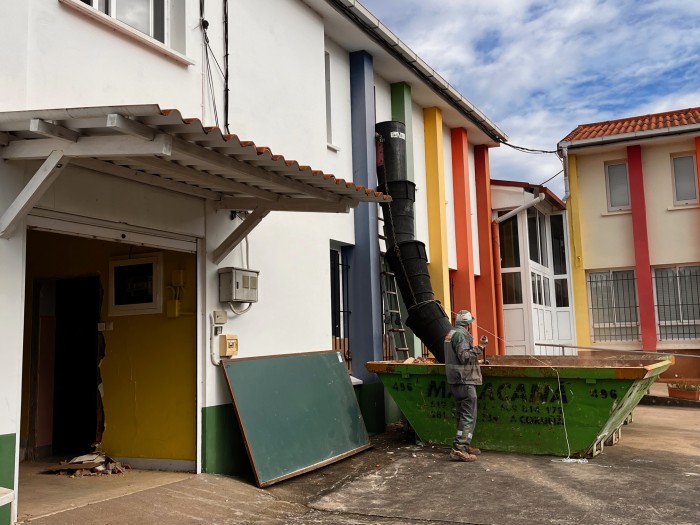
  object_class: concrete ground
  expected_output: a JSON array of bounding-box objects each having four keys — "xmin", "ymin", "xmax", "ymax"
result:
[{"xmin": 18, "ymin": 401, "xmax": 700, "ymax": 525}]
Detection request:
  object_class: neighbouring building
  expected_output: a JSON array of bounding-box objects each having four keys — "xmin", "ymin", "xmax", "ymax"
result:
[
  {"xmin": 491, "ymin": 180, "xmax": 574, "ymax": 355},
  {"xmin": 0, "ymin": 1, "xmax": 506, "ymax": 523},
  {"xmin": 558, "ymin": 108, "xmax": 700, "ymax": 366}
]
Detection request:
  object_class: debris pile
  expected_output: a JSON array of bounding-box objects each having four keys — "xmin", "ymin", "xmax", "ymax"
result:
[
  {"xmin": 44, "ymin": 453, "xmax": 130, "ymax": 476},
  {"xmin": 402, "ymin": 356, "xmax": 437, "ymax": 364}
]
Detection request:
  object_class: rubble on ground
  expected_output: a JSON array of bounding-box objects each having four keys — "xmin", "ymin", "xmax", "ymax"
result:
[{"xmin": 43, "ymin": 453, "xmax": 130, "ymax": 476}]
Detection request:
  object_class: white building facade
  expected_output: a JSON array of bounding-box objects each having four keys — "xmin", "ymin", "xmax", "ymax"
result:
[{"xmin": 0, "ymin": 2, "xmax": 506, "ymax": 522}]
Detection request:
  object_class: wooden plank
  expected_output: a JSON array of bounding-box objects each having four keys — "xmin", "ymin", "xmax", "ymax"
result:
[
  {"xmin": 1, "ymin": 134, "xmax": 172, "ymax": 160},
  {"xmin": 106, "ymin": 113, "xmax": 156, "ymax": 141},
  {"xmin": 214, "ymin": 196, "xmax": 352, "ymax": 213},
  {"xmin": 29, "ymin": 119, "xmax": 80, "ymax": 142},
  {"xmin": 220, "ymin": 351, "xmax": 370, "ymax": 487}
]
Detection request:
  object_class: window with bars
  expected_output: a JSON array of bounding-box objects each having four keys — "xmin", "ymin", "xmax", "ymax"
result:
[
  {"xmin": 654, "ymin": 265, "xmax": 700, "ymax": 340},
  {"xmin": 330, "ymin": 249, "xmax": 351, "ymax": 370},
  {"xmin": 588, "ymin": 270, "xmax": 640, "ymax": 342}
]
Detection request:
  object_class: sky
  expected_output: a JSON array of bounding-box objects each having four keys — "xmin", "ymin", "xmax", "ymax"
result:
[{"xmin": 360, "ymin": 0, "xmax": 700, "ymax": 196}]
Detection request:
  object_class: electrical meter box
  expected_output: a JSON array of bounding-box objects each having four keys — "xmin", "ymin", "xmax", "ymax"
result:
[{"xmin": 218, "ymin": 267, "xmax": 260, "ymax": 303}]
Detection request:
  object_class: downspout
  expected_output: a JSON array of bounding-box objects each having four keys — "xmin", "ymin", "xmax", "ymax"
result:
[
  {"xmin": 560, "ymin": 146, "xmax": 570, "ymax": 201},
  {"xmin": 493, "ymin": 193, "xmax": 546, "ymax": 355},
  {"xmin": 490, "ymin": 221, "xmax": 505, "ymax": 355}
]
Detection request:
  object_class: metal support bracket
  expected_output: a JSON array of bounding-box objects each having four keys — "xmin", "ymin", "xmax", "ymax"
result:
[
  {"xmin": 212, "ymin": 207, "xmax": 270, "ymax": 265},
  {"xmin": 0, "ymin": 150, "xmax": 70, "ymax": 239}
]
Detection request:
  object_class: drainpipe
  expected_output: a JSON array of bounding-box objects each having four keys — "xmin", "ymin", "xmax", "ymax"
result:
[
  {"xmin": 560, "ymin": 146, "xmax": 570, "ymax": 202},
  {"xmin": 491, "ymin": 221, "xmax": 505, "ymax": 355},
  {"xmin": 492, "ymin": 193, "xmax": 545, "ymax": 355}
]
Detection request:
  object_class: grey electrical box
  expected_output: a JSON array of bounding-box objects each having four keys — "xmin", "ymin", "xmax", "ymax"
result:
[{"xmin": 218, "ymin": 267, "xmax": 260, "ymax": 303}]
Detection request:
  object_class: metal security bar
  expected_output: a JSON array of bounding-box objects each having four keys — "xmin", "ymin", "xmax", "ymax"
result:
[
  {"xmin": 654, "ymin": 266, "xmax": 700, "ymax": 341},
  {"xmin": 330, "ymin": 250, "xmax": 351, "ymax": 371},
  {"xmin": 587, "ymin": 270, "xmax": 640, "ymax": 342}
]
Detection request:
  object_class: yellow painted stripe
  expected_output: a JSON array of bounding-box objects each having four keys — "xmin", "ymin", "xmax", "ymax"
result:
[
  {"xmin": 567, "ymin": 154, "xmax": 591, "ymax": 346},
  {"xmin": 423, "ymin": 107, "xmax": 451, "ymax": 315}
]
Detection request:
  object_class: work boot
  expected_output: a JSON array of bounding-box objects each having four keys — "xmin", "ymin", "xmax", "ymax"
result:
[
  {"xmin": 467, "ymin": 446, "xmax": 481, "ymax": 455},
  {"xmin": 450, "ymin": 448, "xmax": 477, "ymax": 462}
]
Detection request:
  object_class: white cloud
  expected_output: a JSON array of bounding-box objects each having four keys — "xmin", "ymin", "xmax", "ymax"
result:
[{"xmin": 360, "ymin": 0, "xmax": 700, "ymax": 195}]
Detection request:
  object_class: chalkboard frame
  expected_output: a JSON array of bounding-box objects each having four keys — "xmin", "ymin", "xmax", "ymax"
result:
[{"xmin": 221, "ymin": 351, "xmax": 371, "ymax": 487}]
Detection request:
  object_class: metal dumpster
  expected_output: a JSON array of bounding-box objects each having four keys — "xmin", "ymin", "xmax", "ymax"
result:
[{"xmin": 367, "ymin": 355, "xmax": 673, "ymax": 457}]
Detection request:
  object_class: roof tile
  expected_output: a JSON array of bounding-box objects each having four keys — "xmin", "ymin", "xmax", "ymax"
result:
[{"xmin": 561, "ymin": 107, "xmax": 700, "ymax": 143}]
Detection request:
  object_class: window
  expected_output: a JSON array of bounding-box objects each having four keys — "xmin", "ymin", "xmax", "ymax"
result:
[
  {"xmin": 550, "ymin": 214, "xmax": 570, "ymax": 308},
  {"xmin": 654, "ymin": 265, "xmax": 700, "ymax": 340},
  {"xmin": 324, "ymin": 51, "xmax": 333, "ymax": 146},
  {"xmin": 109, "ymin": 253, "xmax": 163, "ymax": 316},
  {"xmin": 80, "ymin": 0, "xmax": 185, "ymax": 53},
  {"xmin": 606, "ymin": 162, "xmax": 630, "ymax": 211},
  {"xmin": 330, "ymin": 248, "xmax": 351, "ymax": 370},
  {"xmin": 671, "ymin": 154, "xmax": 698, "ymax": 205},
  {"xmin": 527, "ymin": 207, "xmax": 548, "ymax": 266},
  {"xmin": 498, "ymin": 214, "xmax": 520, "ymax": 268},
  {"xmin": 501, "ymin": 273, "xmax": 522, "ymax": 304},
  {"xmin": 588, "ymin": 270, "xmax": 639, "ymax": 342}
]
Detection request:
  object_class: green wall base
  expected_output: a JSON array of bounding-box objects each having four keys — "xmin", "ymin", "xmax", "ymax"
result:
[
  {"xmin": 0, "ymin": 433, "xmax": 16, "ymax": 525},
  {"xmin": 201, "ymin": 405, "xmax": 252, "ymax": 478},
  {"xmin": 355, "ymin": 383, "xmax": 386, "ymax": 435}
]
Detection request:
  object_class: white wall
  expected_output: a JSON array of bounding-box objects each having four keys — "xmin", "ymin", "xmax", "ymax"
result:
[
  {"xmin": 576, "ymin": 150, "xmax": 636, "ymax": 270},
  {"xmin": 412, "ymin": 103, "xmax": 429, "ymax": 253},
  {"xmin": 1, "ymin": 1, "xmax": 202, "ymax": 117},
  {"xmin": 374, "ymin": 75, "xmax": 392, "ymax": 124},
  {"xmin": 642, "ymin": 140, "xmax": 700, "ymax": 266},
  {"xmin": 0, "ymin": 2, "xmax": 29, "ymax": 109},
  {"xmin": 443, "ymin": 124, "xmax": 457, "ymax": 269},
  {"xmin": 468, "ymin": 143, "xmax": 480, "ymax": 275}
]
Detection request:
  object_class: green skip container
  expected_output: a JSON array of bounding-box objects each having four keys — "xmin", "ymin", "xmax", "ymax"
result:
[{"xmin": 366, "ymin": 355, "xmax": 673, "ymax": 457}]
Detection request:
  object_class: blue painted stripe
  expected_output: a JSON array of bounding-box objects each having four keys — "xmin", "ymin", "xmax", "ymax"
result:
[{"xmin": 349, "ymin": 51, "xmax": 383, "ymax": 383}]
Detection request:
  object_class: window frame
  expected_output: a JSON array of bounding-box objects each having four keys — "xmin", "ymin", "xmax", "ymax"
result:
[
  {"xmin": 605, "ymin": 160, "xmax": 631, "ymax": 212},
  {"xmin": 587, "ymin": 268, "xmax": 640, "ymax": 342},
  {"xmin": 653, "ymin": 264, "xmax": 700, "ymax": 338},
  {"xmin": 670, "ymin": 152, "xmax": 699, "ymax": 207},
  {"xmin": 62, "ymin": 0, "xmax": 191, "ymax": 64}
]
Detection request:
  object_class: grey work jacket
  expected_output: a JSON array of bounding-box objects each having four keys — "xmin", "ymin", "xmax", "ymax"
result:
[{"xmin": 444, "ymin": 327, "xmax": 483, "ymax": 385}]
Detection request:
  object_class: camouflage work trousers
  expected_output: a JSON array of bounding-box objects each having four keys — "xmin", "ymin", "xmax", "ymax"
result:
[{"xmin": 449, "ymin": 383, "xmax": 477, "ymax": 450}]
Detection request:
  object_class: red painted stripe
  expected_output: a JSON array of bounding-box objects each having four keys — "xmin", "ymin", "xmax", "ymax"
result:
[
  {"xmin": 450, "ymin": 128, "xmax": 477, "ymax": 334},
  {"xmin": 474, "ymin": 145, "xmax": 499, "ymax": 354},
  {"xmin": 627, "ymin": 145, "xmax": 656, "ymax": 351}
]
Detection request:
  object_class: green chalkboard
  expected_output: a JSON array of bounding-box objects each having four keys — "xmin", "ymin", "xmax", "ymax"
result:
[{"xmin": 221, "ymin": 351, "xmax": 370, "ymax": 487}]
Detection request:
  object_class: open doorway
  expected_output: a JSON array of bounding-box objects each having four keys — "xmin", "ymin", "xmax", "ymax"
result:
[
  {"xmin": 27, "ymin": 276, "xmax": 102, "ymax": 460},
  {"xmin": 19, "ymin": 229, "xmax": 198, "ymax": 520}
]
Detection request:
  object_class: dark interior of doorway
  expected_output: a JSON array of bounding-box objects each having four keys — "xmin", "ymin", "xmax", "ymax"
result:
[
  {"xmin": 52, "ymin": 276, "xmax": 101, "ymax": 457},
  {"xmin": 29, "ymin": 276, "xmax": 102, "ymax": 459}
]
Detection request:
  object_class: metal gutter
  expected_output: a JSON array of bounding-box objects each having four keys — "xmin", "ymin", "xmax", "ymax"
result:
[{"xmin": 325, "ymin": 0, "xmax": 508, "ymax": 144}]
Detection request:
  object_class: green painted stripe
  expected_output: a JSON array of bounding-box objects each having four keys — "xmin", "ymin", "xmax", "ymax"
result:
[
  {"xmin": 201, "ymin": 404, "xmax": 251, "ymax": 477},
  {"xmin": 0, "ymin": 433, "xmax": 15, "ymax": 525}
]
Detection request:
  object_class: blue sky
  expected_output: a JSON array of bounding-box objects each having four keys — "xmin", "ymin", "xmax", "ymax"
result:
[{"xmin": 360, "ymin": 0, "xmax": 700, "ymax": 196}]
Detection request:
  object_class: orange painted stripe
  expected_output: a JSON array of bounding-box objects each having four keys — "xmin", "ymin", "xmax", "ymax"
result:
[
  {"xmin": 474, "ymin": 145, "xmax": 499, "ymax": 354},
  {"xmin": 450, "ymin": 128, "xmax": 477, "ymax": 335}
]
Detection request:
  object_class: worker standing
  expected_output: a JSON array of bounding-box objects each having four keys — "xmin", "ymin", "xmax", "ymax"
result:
[{"xmin": 445, "ymin": 310, "xmax": 488, "ymax": 462}]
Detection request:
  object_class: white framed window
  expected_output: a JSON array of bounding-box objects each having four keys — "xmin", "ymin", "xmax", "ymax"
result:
[
  {"xmin": 108, "ymin": 253, "xmax": 163, "ymax": 316},
  {"xmin": 654, "ymin": 265, "xmax": 700, "ymax": 340},
  {"xmin": 79, "ymin": 0, "xmax": 185, "ymax": 53},
  {"xmin": 527, "ymin": 207, "xmax": 548, "ymax": 267},
  {"xmin": 671, "ymin": 153, "xmax": 698, "ymax": 206},
  {"xmin": 605, "ymin": 161, "xmax": 630, "ymax": 211}
]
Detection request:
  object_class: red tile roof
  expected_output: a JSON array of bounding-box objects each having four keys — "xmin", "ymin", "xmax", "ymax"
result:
[{"xmin": 560, "ymin": 107, "xmax": 700, "ymax": 143}]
